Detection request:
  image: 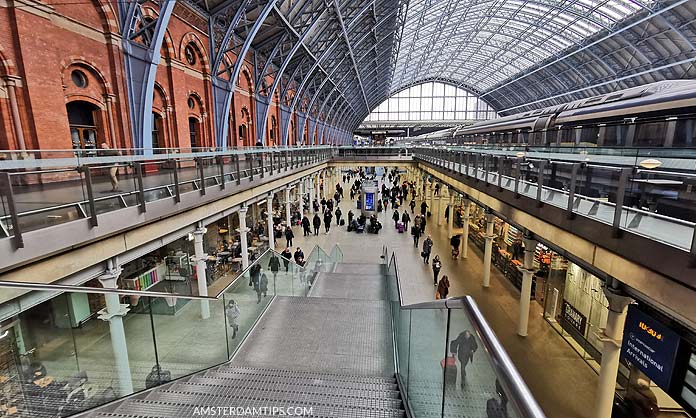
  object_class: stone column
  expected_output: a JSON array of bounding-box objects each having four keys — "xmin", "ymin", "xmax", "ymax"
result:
[
  {"xmin": 98, "ymin": 263, "xmax": 134, "ymax": 396},
  {"xmin": 3, "ymin": 76, "xmax": 27, "ymax": 155},
  {"xmin": 285, "ymin": 186, "xmax": 292, "ymax": 226},
  {"xmin": 461, "ymin": 198, "xmax": 471, "ymax": 259},
  {"xmin": 447, "ymin": 193, "xmax": 454, "ymax": 238},
  {"xmin": 482, "ymin": 211, "xmax": 495, "ymax": 288},
  {"xmin": 313, "ymin": 173, "xmax": 319, "ymax": 202},
  {"xmin": 517, "ymin": 235, "xmax": 537, "ymax": 336},
  {"xmin": 266, "ymin": 193, "xmax": 275, "ymax": 249},
  {"xmin": 238, "ymin": 206, "xmax": 250, "ymax": 269},
  {"xmin": 594, "ymin": 286, "xmax": 633, "ymax": 418},
  {"xmin": 193, "ymin": 223, "xmax": 210, "ymax": 319},
  {"xmin": 104, "ymin": 94, "xmax": 118, "ymax": 148}
]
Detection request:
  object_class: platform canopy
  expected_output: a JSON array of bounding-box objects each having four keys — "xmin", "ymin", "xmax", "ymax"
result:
[{"xmin": 171, "ymin": 0, "xmax": 695, "ymax": 136}]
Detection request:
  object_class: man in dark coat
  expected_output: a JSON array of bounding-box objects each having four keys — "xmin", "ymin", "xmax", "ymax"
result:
[
  {"xmin": 293, "ymin": 247, "xmax": 305, "ymax": 265},
  {"xmin": 268, "ymin": 254, "xmax": 281, "ymax": 280},
  {"xmin": 323, "ymin": 209, "xmax": 333, "ymax": 233},
  {"xmin": 401, "ymin": 211, "xmax": 411, "ymax": 231},
  {"xmin": 281, "ymin": 247, "xmax": 292, "ymax": 271},
  {"xmin": 312, "ymin": 214, "xmax": 321, "ymax": 235},
  {"xmin": 450, "ymin": 330, "xmax": 478, "ymax": 388},
  {"xmin": 284, "ymin": 226, "xmax": 294, "ymax": 247},
  {"xmin": 301, "ymin": 215, "xmax": 311, "ymax": 236}
]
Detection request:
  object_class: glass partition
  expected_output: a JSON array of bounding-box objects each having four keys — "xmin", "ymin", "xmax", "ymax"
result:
[
  {"xmin": 385, "ymin": 250, "xmax": 545, "ymax": 418},
  {"xmin": 0, "ymin": 246, "xmax": 313, "ymax": 418}
]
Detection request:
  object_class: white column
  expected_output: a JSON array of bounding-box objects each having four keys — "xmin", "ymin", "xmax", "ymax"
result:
[
  {"xmin": 462, "ymin": 199, "xmax": 471, "ymax": 259},
  {"xmin": 447, "ymin": 193, "xmax": 454, "ymax": 238},
  {"xmin": 238, "ymin": 206, "xmax": 250, "ymax": 269},
  {"xmin": 285, "ymin": 186, "xmax": 292, "ymax": 226},
  {"xmin": 429, "ymin": 182, "xmax": 435, "ymax": 215},
  {"xmin": 517, "ymin": 235, "xmax": 537, "ymax": 336},
  {"xmin": 98, "ymin": 267, "xmax": 134, "ymax": 396},
  {"xmin": 437, "ymin": 195, "xmax": 444, "ymax": 226},
  {"xmin": 193, "ymin": 223, "xmax": 211, "ymax": 319},
  {"xmin": 594, "ymin": 287, "xmax": 633, "ymax": 418},
  {"xmin": 266, "ymin": 193, "xmax": 275, "ymax": 249},
  {"xmin": 482, "ymin": 211, "xmax": 495, "ymax": 288},
  {"xmin": 313, "ymin": 174, "xmax": 319, "ymax": 202}
]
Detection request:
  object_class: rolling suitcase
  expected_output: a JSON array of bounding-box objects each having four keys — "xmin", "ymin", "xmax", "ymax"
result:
[
  {"xmin": 340, "ymin": 219, "xmax": 345, "ymax": 226},
  {"xmin": 397, "ymin": 221, "xmax": 405, "ymax": 233},
  {"xmin": 440, "ymin": 356, "xmax": 457, "ymax": 386}
]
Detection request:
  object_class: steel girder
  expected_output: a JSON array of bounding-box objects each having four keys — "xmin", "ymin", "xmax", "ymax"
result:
[
  {"xmin": 253, "ymin": 3, "xmax": 330, "ymax": 142},
  {"xmin": 481, "ymin": 0, "xmax": 696, "ymax": 114},
  {"xmin": 119, "ymin": 0, "xmax": 176, "ymax": 153},
  {"xmin": 210, "ymin": 0, "xmax": 276, "ymax": 149}
]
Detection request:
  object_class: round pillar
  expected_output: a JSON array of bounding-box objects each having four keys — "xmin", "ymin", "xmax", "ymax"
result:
[
  {"xmin": 482, "ymin": 211, "xmax": 495, "ymax": 288},
  {"xmin": 193, "ymin": 223, "xmax": 211, "ymax": 319},
  {"xmin": 517, "ymin": 235, "xmax": 537, "ymax": 336}
]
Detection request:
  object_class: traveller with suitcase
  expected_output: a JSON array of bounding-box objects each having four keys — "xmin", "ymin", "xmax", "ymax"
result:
[{"xmin": 397, "ymin": 221, "xmax": 405, "ymax": 233}]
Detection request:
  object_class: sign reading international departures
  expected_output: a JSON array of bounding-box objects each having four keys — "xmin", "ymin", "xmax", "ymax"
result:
[{"xmin": 621, "ymin": 305, "xmax": 681, "ymax": 391}]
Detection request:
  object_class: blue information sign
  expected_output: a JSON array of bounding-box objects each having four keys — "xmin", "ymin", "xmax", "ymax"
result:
[
  {"xmin": 365, "ymin": 193, "xmax": 375, "ymax": 211},
  {"xmin": 621, "ymin": 305, "xmax": 681, "ymax": 391}
]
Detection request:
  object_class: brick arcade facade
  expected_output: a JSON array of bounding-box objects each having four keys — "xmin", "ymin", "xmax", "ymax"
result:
[{"xmin": 0, "ymin": 0, "xmax": 328, "ymax": 155}]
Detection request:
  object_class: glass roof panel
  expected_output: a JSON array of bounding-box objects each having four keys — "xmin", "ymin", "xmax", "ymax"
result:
[{"xmin": 390, "ymin": 0, "xmax": 652, "ymax": 94}]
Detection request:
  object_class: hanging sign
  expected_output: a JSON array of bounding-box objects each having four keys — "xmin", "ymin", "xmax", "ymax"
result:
[{"xmin": 621, "ymin": 305, "xmax": 681, "ymax": 391}]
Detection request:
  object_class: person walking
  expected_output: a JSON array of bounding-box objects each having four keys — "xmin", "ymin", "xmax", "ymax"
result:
[
  {"xmin": 225, "ymin": 300, "xmax": 240, "ymax": 339},
  {"xmin": 392, "ymin": 209, "xmax": 400, "ymax": 228},
  {"xmin": 293, "ymin": 247, "xmax": 305, "ymax": 266},
  {"xmin": 401, "ymin": 211, "xmax": 411, "ymax": 232},
  {"xmin": 323, "ymin": 209, "xmax": 333, "ymax": 233},
  {"xmin": 268, "ymin": 253, "xmax": 281, "ymax": 281},
  {"xmin": 254, "ymin": 272, "xmax": 268, "ymax": 303},
  {"xmin": 335, "ymin": 207, "xmax": 342, "ymax": 226},
  {"xmin": 450, "ymin": 234, "xmax": 461, "ymax": 259},
  {"xmin": 312, "ymin": 213, "xmax": 321, "ymax": 236},
  {"xmin": 450, "ymin": 330, "xmax": 478, "ymax": 388},
  {"xmin": 302, "ymin": 215, "xmax": 311, "ymax": 236},
  {"xmin": 347, "ymin": 209, "xmax": 354, "ymax": 226},
  {"xmin": 281, "ymin": 247, "xmax": 292, "ymax": 271},
  {"xmin": 421, "ymin": 201, "xmax": 428, "ymax": 216},
  {"xmin": 420, "ymin": 215, "xmax": 427, "ymax": 234},
  {"xmin": 410, "ymin": 199, "xmax": 416, "ymax": 214},
  {"xmin": 445, "ymin": 205, "xmax": 450, "ymax": 222},
  {"xmin": 284, "ymin": 226, "xmax": 294, "ymax": 247},
  {"xmin": 412, "ymin": 224, "xmax": 422, "ymax": 247},
  {"xmin": 422, "ymin": 235, "xmax": 433, "ymax": 264},
  {"xmin": 437, "ymin": 275, "xmax": 450, "ymax": 299},
  {"xmin": 99, "ymin": 142, "xmax": 121, "ymax": 191},
  {"xmin": 432, "ymin": 255, "xmax": 442, "ymax": 285},
  {"xmin": 249, "ymin": 260, "xmax": 261, "ymax": 287}
]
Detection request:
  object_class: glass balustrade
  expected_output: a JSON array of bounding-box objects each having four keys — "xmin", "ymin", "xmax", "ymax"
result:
[{"xmin": 384, "ymin": 249, "xmax": 545, "ymax": 418}]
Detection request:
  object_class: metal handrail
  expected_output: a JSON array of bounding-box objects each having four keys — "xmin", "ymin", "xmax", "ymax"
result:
[
  {"xmin": 0, "ymin": 146, "xmax": 332, "ymax": 170},
  {"xmin": 0, "ymin": 246, "xmax": 316, "ymax": 301}
]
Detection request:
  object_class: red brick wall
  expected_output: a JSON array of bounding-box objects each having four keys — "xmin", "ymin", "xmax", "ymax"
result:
[{"xmin": 0, "ymin": 1, "xmax": 315, "ymax": 153}]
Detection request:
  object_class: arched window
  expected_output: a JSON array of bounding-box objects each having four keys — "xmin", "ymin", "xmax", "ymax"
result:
[
  {"xmin": 189, "ymin": 117, "xmax": 199, "ymax": 149},
  {"xmin": 364, "ymin": 82, "xmax": 497, "ymax": 122},
  {"xmin": 270, "ymin": 116, "xmax": 277, "ymax": 141},
  {"xmin": 239, "ymin": 124, "xmax": 247, "ymax": 141},
  {"xmin": 152, "ymin": 112, "xmax": 162, "ymax": 150},
  {"xmin": 67, "ymin": 101, "xmax": 99, "ymax": 155}
]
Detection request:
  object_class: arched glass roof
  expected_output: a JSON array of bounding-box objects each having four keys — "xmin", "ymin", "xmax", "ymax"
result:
[{"xmin": 392, "ymin": 0, "xmax": 653, "ymax": 93}]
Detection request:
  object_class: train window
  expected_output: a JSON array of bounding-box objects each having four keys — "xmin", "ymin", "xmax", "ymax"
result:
[
  {"xmin": 578, "ymin": 126, "xmax": 599, "ymax": 145},
  {"xmin": 672, "ymin": 118, "xmax": 696, "ymax": 147},
  {"xmin": 634, "ymin": 120, "xmax": 667, "ymax": 147}
]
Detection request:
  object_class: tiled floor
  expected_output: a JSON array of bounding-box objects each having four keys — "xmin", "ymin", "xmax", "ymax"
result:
[{"xmin": 288, "ymin": 175, "xmax": 598, "ymax": 418}]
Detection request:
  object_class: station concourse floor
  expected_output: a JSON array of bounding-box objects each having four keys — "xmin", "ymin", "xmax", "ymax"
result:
[{"xmin": 286, "ymin": 178, "xmax": 598, "ymax": 418}]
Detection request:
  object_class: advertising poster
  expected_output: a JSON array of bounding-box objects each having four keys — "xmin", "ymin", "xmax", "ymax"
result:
[{"xmin": 365, "ymin": 192, "xmax": 375, "ymax": 211}]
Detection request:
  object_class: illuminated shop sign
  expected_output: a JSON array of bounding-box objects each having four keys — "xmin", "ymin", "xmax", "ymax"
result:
[
  {"xmin": 560, "ymin": 300, "xmax": 587, "ymax": 337},
  {"xmin": 621, "ymin": 305, "xmax": 681, "ymax": 391}
]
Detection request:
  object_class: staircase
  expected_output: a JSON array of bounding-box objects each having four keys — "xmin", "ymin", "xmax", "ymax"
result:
[{"xmin": 85, "ymin": 261, "xmax": 405, "ymax": 418}]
